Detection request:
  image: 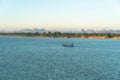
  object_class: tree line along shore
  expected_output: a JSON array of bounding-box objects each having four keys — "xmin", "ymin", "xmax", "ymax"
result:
[{"xmin": 0, "ymin": 32, "xmax": 120, "ymax": 39}]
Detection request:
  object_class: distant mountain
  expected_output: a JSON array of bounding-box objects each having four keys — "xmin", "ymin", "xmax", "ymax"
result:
[
  {"xmin": 14, "ymin": 28, "xmax": 47, "ymax": 33},
  {"xmin": 97, "ymin": 30, "xmax": 120, "ymax": 34},
  {"xmin": 0, "ymin": 28, "xmax": 120, "ymax": 34},
  {"xmin": 0, "ymin": 28, "xmax": 47, "ymax": 33},
  {"xmin": 79, "ymin": 29, "xmax": 96, "ymax": 33},
  {"xmin": 0, "ymin": 30, "xmax": 6, "ymax": 33},
  {"xmin": 78, "ymin": 29, "xmax": 120, "ymax": 34}
]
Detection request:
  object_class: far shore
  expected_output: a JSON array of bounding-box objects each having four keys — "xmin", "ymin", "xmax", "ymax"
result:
[
  {"xmin": 0, "ymin": 32, "xmax": 120, "ymax": 39},
  {"xmin": 0, "ymin": 35, "xmax": 120, "ymax": 39}
]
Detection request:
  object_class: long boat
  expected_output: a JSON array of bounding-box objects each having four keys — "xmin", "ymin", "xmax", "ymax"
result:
[{"xmin": 62, "ymin": 42, "xmax": 74, "ymax": 47}]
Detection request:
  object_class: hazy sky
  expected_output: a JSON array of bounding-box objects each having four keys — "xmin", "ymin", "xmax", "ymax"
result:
[{"xmin": 0, "ymin": 0, "xmax": 120, "ymax": 31}]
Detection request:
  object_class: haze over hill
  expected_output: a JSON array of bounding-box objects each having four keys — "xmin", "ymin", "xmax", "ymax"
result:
[{"xmin": 1, "ymin": 28, "xmax": 120, "ymax": 34}]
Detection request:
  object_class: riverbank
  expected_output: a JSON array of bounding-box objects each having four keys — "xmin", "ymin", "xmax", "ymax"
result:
[
  {"xmin": 0, "ymin": 33, "xmax": 120, "ymax": 39},
  {"xmin": 1, "ymin": 35, "xmax": 120, "ymax": 39}
]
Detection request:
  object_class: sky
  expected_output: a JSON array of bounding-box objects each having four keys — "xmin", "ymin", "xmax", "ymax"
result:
[{"xmin": 0, "ymin": 0, "xmax": 120, "ymax": 31}]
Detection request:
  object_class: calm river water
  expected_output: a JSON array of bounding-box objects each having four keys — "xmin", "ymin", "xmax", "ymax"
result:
[{"xmin": 0, "ymin": 36, "xmax": 120, "ymax": 80}]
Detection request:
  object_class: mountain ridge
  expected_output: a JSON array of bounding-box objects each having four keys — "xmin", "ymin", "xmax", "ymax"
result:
[{"xmin": 0, "ymin": 28, "xmax": 120, "ymax": 34}]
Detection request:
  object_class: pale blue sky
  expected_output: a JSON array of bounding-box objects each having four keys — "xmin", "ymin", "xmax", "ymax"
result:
[{"xmin": 0, "ymin": 0, "xmax": 120, "ymax": 31}]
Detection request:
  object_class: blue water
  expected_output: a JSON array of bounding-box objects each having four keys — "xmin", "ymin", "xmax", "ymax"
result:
[{"xmin": 0, "ymin": 36, "xmax": 120, "ymax": 80}]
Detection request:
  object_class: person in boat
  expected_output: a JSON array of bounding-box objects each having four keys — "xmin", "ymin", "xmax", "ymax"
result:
[{"xmin": 71, "ymin": 43, "xmax": 74, "ymax": 47}]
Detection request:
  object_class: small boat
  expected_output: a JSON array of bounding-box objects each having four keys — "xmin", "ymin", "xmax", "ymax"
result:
[{"xmin": 62, "ymin": 42, "xmax": 74, "ymax": 47}]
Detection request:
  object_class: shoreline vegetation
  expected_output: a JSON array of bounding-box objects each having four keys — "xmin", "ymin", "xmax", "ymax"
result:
[{"xmin": 0, "ymin": 32, "xmax": 120, "ymax": 39}]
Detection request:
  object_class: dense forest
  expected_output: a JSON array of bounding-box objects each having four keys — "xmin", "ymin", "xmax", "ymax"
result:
[{"xmin": 0, "ymin": 32, "xmax": 120, "ymax": 39}]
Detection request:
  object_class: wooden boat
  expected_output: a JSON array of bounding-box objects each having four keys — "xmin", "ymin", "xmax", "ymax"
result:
[{"xmin": 62, "ymin": 42, "xmax": 74, "ymax": 47}]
